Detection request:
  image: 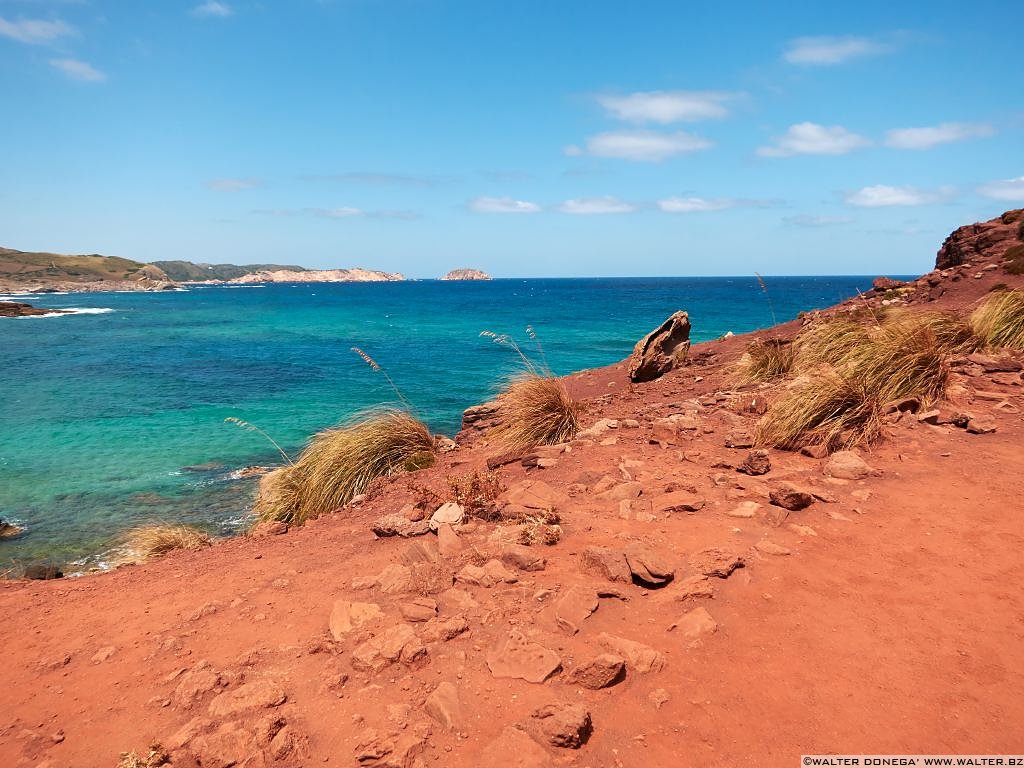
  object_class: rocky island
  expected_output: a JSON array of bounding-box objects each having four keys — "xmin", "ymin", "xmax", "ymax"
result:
[{"xmin": 441, "ymin": 268, "xmax": 491, "ymax": 280}]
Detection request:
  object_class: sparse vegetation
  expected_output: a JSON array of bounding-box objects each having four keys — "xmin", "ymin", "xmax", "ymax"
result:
[
  {"xmin": 253, "ymin": 409, "xmax": 435, "ymax": 525},
  {"xmin": 117, "ymin": 744, "xmax": 170, "ymax": 768},
  {"xmin": 447, "ymin": 470, "xmax": 506, "ymax": 519},
  {"xmin": 734, "ymin": 338, "xmax": 796, "ymax": 384},
  {"xmin": 117, "ymin": 524, "xmax": 211, "ymax": 563},
  {"xmin": 970, "ymin": 289, "xmax": 1024, "ymax": 350}
]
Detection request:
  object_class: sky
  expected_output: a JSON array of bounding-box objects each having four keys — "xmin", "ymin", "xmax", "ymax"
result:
[{"xmin": 1, "ymin": 0, "xmax": 1022, "ymax": 278}]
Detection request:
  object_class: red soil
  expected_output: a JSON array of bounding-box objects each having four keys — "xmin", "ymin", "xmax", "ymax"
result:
[{"xmin": 2, "ymin": 222, "xmax": 1023, "ymax": 768}]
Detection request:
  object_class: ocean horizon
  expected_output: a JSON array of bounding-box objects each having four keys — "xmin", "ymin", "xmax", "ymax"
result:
[{"xmin": 1, "ymin": 275, "xmax": 893, "ymax": 569}]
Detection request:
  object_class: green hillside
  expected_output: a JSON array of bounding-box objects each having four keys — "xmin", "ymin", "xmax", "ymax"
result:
[
  {"xmin": 0, "ymin": 247, "xmax": 168, "ymax": 285},
  {"xmin": 152, "ymin": 261, "xmax": 308, "ymax": 281}
]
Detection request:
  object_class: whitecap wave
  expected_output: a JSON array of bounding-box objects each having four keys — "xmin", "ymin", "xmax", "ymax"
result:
[{"xmin": 15, "ymin": 307, "xmax": 116, "ymax": 319}]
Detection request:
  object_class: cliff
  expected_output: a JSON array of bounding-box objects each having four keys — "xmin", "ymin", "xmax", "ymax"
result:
[
  {"xmin": 935, "ymin": 208, "xmax": 1024, "ymax": 270},
  {"xmin": 441, "ymin": 268, "xmax": 492, "ymax": 281},
  {"xmin": 228, "ymin": 268, "xmax": 404, "ymax": 284},
  {"xmin": 0, "ymin": 247, "xmax": 177, "ymax": 292}
]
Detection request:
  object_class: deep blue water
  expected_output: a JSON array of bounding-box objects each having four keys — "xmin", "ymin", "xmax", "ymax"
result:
[{"xmin": 0, "ymin": 276, "xmax": 880, "ymax": 567}]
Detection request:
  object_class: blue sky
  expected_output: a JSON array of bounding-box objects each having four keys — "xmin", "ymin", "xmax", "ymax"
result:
[{"xmin": 1, "ymin": 0, "xmax": 1022, "ymax": 278}]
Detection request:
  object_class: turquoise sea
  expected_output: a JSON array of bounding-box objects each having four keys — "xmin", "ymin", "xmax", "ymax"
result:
[{"xmin": 0, "ymin": 277, "xmax": 880, "ymax": 569}]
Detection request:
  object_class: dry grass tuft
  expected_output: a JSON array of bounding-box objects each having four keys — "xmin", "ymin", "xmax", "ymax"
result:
[
  {"xmin": 794, "ymin": 316, "xmax": 875, "ymax": 371},
  {"xmin": 971, "ymin": 288, "xmax": 1024, "ymax": 349},
  {"xmin": 117, "ymin": 744, "xmax": 170, "ymax": 768},
  {"xmin": 117, "ymin": 524, "xmax": 211, "ymax": 563},
  {"xmin": 491, "ymin": 373, "xmax": 583, "ymax": 452},
  {"xmin": 447, "ymin": 471, "xmax": 506, "ymax": 519},
  {"xmin": 734, "ymin": 338, "xmax": 796, "ymax": 384},
  {"xmin": 253, "ymin": 408, "xmax": 434, "ymax": 525}
]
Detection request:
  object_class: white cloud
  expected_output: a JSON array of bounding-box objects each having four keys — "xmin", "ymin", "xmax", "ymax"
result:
[
  {"xmin": 469, "ymin": 196, "xmax": 541, "ymax": 214},
  {"xmin": 597, "ymin": 91, "xmax": 736, "ymax": 123},
  {"xmin": 313, "ymin": 206, "xmax": 363, "ymax": 218},
  {"xmin": 206, "ymin": 178, "xmax": 260, "ymax": 192},
  {"xmin": 885, "ymin": 122, "xmax": 995, "ymax": 150},
  {"xmin": 758, "ymin": 122, "xmax": 869, "ymax": 157},
  {"xmin": 783, "ymin": 35, "xmax": 886, "ymax": 65},
  {"xmin": 977, "ymin": 176, "xmax": 1024, "ymax": 202},
  {"xmin": 0, "ymin": 16, "xmax": 73, "ymax": 44},
  {"xmin": 191, "ymin": 1, "xmax": 232, "ymax": 18},
  {"xmin": 49, "ymin": 58, "xmax": 106, "ymax": 82},
  {"xmin": 569, "ymin": 130, "xmax": 712, "ymax": 162},
  {"xmin": 783, "ymin": 214, "xmax": 852, "ymax": 227},
  {"xmin": 845, "ymin": 185, "xmax": 954, "ymax": 207},
  {"xmin": 558, "ymin": 197, "xmax": 635, "ymax": 215},
  {"xmin": 658, "ymin": 196, "xmax": 735, "ymax": 213}
]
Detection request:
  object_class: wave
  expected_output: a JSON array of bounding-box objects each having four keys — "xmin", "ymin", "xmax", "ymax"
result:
[{"xmin": 16, "ymin": 307, "xmax": 116, "ymax": 319}]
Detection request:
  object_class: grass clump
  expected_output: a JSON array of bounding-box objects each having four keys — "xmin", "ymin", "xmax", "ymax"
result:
[
  {"xmin": 448, "ymin": 470, "xmax": 505, "ymax": 519},
  {"xmin": 253, "ymin": 408, "xmax": 434, "ymax": 525},
  {"xmin": 734, "ymin": 338, "xmax": 795, "ymax": 384},
  {"xmin": 794, "ymin": 316, "xmax": 875, "ymax": 371},
  {"xmin": 119, "ymin": 524, "xmax": 211, "ymax": 563},
  {"xmin": 970, "ymin": 289, "xmax": 1024, "ymax": 350}
]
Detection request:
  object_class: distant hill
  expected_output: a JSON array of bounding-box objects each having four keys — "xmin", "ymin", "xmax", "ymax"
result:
[
  {"xmin": 152, "ymin": 260, "xmax": 309, "ymax": 282},
  {"xmin": 0, "ymin": 247, "xmax": 172, "ymax": 290},
  {"xmin": 441, "ymin": 268, "xmax": 491, "ymax": 280}
]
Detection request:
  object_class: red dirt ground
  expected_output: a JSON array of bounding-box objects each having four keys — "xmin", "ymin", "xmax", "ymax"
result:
[{"xmin": 2, "ymin": 237, "xmax": 1023, "ymax": 768}]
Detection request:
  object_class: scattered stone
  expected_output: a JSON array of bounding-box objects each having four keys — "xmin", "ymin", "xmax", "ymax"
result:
[
  {"xmin": 579, "ymin": 546, "xmax": 631, "ymax": 583},
  {"xmin": 554, "ymin": 585, "xmax": 599, "ymax": 635},
  {"xmin": 657, "ymin": 491, "xmax": 706, "ymax": 513},
  {"xmin": 372, "ymin": 514, "xmax": 430, "ymax": 538},
  {"xmin": 566, "ymin": 654, "xmax": 625, "ymax": 689},
  {"xmin": 769, "ymin": 482, "xmax": 815, "ymax": 510},
  {"xmin": 689, "ymin": 547, "xmax": 745, "ymax": 578},
  {"xmin": 762, "ymin": 505, "xmax": 790, "ymax": 527},
  {"xmin": 400, "ymin": 537, "xmax": 440, "ymax": 565},
  {"xmin": 455, "ymin": 559, "xmax": 518, "ymax": 588},
  {"xmin": 172, "ymin": 666, "xmax": 223, "ymax": 709},
  {"xmin": 787, "ymin": 523, "xmax": 817, "ymax": 537},
  {"xmin": 353, "ymin": 728, "xmax": 426, "ymax": 768},
  {"xmin": 503, "ymin": 479, "xmax": 568, "ymax": 511},
  {"xmin": 420, "ymin": 614, "xmax": 470, "ymax": 643},
  {"xmin": 478, "ymin": 726, "xmax": 550, "ymax": 768},
  {"xmin": 624, "ymin": 543, "xmax": 675, "ymax": 587},
  {"xmin": 486, "ymin": 630, "xmax": 562, "ymax": 683},
  {"xmin": 435, "ymin": 523, "xmax": 463, "ymax": 557},
  {"xmin": 597, "ymin": 633, "xmax": 666, "ymax": 673},
  {"xmin": 190, "ymin": 722, "xmax": 261, "ymax": 768},
  {"xmin": 648, "ymin": 688, "xmax": 671, "ymax": 709},
  {"xmin": 399, "ymin": 597, "xmax": 438, "ymax": 623},
  {"xmin": 595, "ymin": 480, "xmax": 643, "ymax": 502},
  {"xmin": 251, "ymin": 520, "xmax": 288, "ymax": 536},
  {"xmin": 429, "ymin": 502, "xmax": 465, "ymax": 531},
  {"xmin": 675, "ymin": 574, "xmax": 715, "ymax": 601},
  {"xmin": 726, "ymin": 501, "xmax": 759, "ymax": 518},
  {"xmin": 208, "ymin": 680, "xmax": 287, "ymax": 718},
  {"xmin": 531, "ymin": 703, "xmax": 593, "ymax": 748},
  {"xmin": 670, "ymin": 606, "xmax": 718, "ymax": 643},
  {"xmin": 425, "ymin": 681, "xmax": 463, "ymax": 730},
  {"xmin": 755, "ymin": 540, "xmax": 792, "ymax": 556},
  {"xmin": 800, "ymin": 445, "xmax": 830, "ymax": 459},
  {"xmin": 966, "ymin": 414, "xmax": 997, "ymax": 434},
  {"xmin": 351, "ymin": 624, "xmax": 426, "ymax": 672},
  {"xmin": 724, "ymin": 430, "xmax": 754, "ymax": 449},
  {"xmin": 500, "ymin": 544, "xmax": 546, "ymax": 572},
  {"xmin": 330, "ymin": 600, "xmax": 385, "ymax": 639},
  {"xmin": 737, "ymin": 449, "xmax": 771, "ymax": 475},
  {"xmin": 91, "ymin": 645, "xmax": 116, "ymax": 663},
  {"xmin": 822, "ymin": 451, "xmax": 878, "ymax": 480},
  {"xmin": 375, "ymin": 564, "xmax": 413, "ymax": 595},
  {"xmin": 628, "ymin": 310, "xmax": 691, "ymax": 383}
]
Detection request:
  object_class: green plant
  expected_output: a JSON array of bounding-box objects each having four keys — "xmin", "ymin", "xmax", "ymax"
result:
[
  {"xmin": 253, "ymin": 408, "xmax": 435, "ymax": 525},
  {"xmin": 970, "ymin": 289, "xmax": 1024, "ymax": 349},
  {"xmin": 734, "ymin": 338, "xmax": 796, "ymax": 384}
]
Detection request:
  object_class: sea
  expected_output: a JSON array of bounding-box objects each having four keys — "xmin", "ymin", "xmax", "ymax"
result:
[{"xmin": 0, "ymin": 276, "xmax": 882, "ymax": 570}]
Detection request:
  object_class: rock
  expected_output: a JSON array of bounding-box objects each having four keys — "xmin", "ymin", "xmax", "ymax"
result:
[
  {"xmin": 579, "ymin": 546, "xmax": 631, "ymax": 583},
  {"xmin": 755, "ymin": 540, "xmax": 792, "ymax": 556},
  {"xmin": 648, "ymin": 688, "xmax": 671, "ymax": 709},
  {"xmin": 91, "ymin": 645, "xmax": 116, "ymax": 663},
  {"xmin": 624, "ymin": 543, "xmax": 675, "ymax": 587},
  {"xmin": 189, "ymin": 722, "xmax": 262, "ymax": 768},
  {"xmin": 251, "ymin": 520, "xmax": 288, "ymax": 536},
  {"xmin": 0, "ymin": 301, "xmax": 71, "ymax": 317},
  {"xmin": 737, "ymin": 449, "xmax": 771, "ymax": 476},
  {"xmin": 329, "ymin": 600, "xmax": 385, "ymax": 639},
  {"xmin": 689, "ymin": 547, "xmax": 745, "ymax": 578},
  {"xmin": 671, "ymin": 606, "xmax": 718, "ymax": 642},
  {"xmin": 351, "ymin": 624, "xmax": 426, "ymax": 672},
  {"xmin": 442, "ymin": 268, "xmax": 491, "ymax": 280},
  {"xmin": 486, "ymin": 630, "xmax": 562, "ymax": 683},
  {"xmin": 173, "ymin": 667, "xmax": 223, "ymax": 709},
  {"xmin": 627, "ymin": 310, "xmax": 691, "ymax": 382},
  {"xmin": 597, "ymin": 633, "xmax": 665, "ymax": 673},
  {"xmin": 769, "ymin": 482, "xmax": 815, "ymax": 510},
  {"xmin": 455, "ymin": 559, "xmax": 518, "ymax": 588},
  {"xmin": 503, "ymin": 479, "xmax": 568, "ymax": 511},
  {"xmin": 726, "ymin": 500, "xmax": 760, "ymax": 518},
  {"xmin": 553, "ymin": 585, "xmax": 599, "ymax": 635},
  {"xmin": 595, "ymin": 481, "xmax": 643, "ymax": 502},
  {"xmin": 763, "ymin": 505, "xmax": 790, "ymax": 527},
  {"xmin": 823, "ymin": 451, "xmax": 878, "ymax": 480},
  {"xmin": 477, "ymin": 726, "xmax": 550, "ymax": 768},
  {"xmin": 461, "ymin": 400, "xmax": 501, "ymax": 429},
  {"xmin": 531, "ymin": 703, "xmax": 593, "ymax": 749},
  {"xmin": 400, "ymin": 537, "xmax": 440, "ymax": 565},
  {"xmin": 873, "ymin": 276, "xmax": 907, "ymax": 291},
  {"xmin": 372, "ymin": 514, "xmax": 430, "ymax": 538},
  {"xmin": 398, "ymin": 597, "xmax": 437, "ymax": 623},
  {"xmin": 435, "ymin": 523, "xmax": 463, "ymax": 557},
  {"xmin": 424, "ymin": 681, "xmax": 463, "ymax": 730},
  {"xmin": 936, "ymin": 210, "xmax": 1023, "ymax": 269},
  {"xmin": 675, "ymin": 574, "xmax": 715, "ymax": 601},
  {"xmin": 375, "ymin": 564, "xmax": 413, "ymax": 595},
  {"xmin": 420, "ymin": 614, "xmax": 470, "ymax": 643},
  {"xmin": 0, "ymin": 519, "xmax": 24, "ymax": 539},
  {"xmin": 657, "ymin": 491, "xmax": 706, "ymax": 513},
  {"xmin": 354, "ymin": 729, "xmax": 426, "ymax": 768},
  {"xmin": 966, "ymin": 414, "xmax": 997, "ymax": 434},
  {"xmin": 500, "ymin": 544, "xmax": 546, "ymax": 572},
  {"xmin": 724, "ymin": 430, "xmax": 754, "ymax": 449},
  {"xmin": 800, "ymin": 444, "xmax": 830, "ymax": 459},
  {"xmin": 429, "ymin": 502, "xmax": 465, "ymax": 531},
  {"xmin": 208, "ymin": 680, "xmax": 286, "ymax": 718},
  {"xmin": 567, "ymin": 653, "xmax": 625, "ymax": 689},
  {"xmin": 968, "ymin": 352, "xmax": 1022, "ymax": 373},
  {"xmin": 22, "ymin": 562, "xmax": 63, "ymax": 580}
]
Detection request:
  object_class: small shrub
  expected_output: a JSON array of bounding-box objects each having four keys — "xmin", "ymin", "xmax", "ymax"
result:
[
  {"xmin": 734, "ymin": 338, "xmax": 795, "ymax": 384},
  {"xmin": 117, "ymin": 744, "xmax": 170, "ymax": 768},
  {"xmin": 119, "ymin": 524, "xmax": 211, "ymax": 563},
  {"xmin": 491, "ymin": 373, "xmax": 583, "ymax": 451},
  {"xmin": 971, "ymin": 289, "xmax": 1024, "ymax": 350},
  {"xmin": 1004, "ymin": 243, "xmax": 1024, "ymax": 275},
  {"xmin": 253, "ymin": 409, "xmax": 434, "ymax": 525}
]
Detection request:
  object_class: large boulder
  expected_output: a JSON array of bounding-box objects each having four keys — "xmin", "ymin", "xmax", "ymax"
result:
[
  {"xmin": 935, "ymin": 209, "xmax": 1023, "ymax": 269},
  {"xmin": 627, "ymin": 311, "xmax": 691, "ymax": 383}
]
